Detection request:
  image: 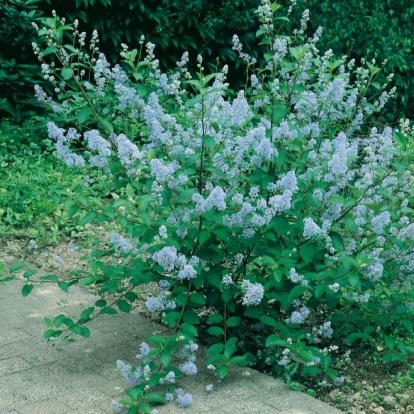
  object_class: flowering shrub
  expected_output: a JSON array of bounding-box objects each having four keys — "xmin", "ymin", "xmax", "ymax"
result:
[{"xmin": 15, "ymin": 0, "xmax": 414, "ymax": 412}]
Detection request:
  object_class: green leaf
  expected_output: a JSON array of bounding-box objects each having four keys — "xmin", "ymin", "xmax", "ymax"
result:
[
  {"xmin": 23, "ymin": 269, "xmax": 37, "ymax": 279},
  {"xmin": 301, "ymin": 366, "xmax": 322, "ymax": 376},
  {"xmin": 229, "ymin": 356, "xmax": 248, "ymax": 366},
  {"xmin": 288, "ymin": 285, "xmax": 306, "ymax": 305},
  {"xmin": 118, "ymin": 299, "xmax": 131, "ymax": 313},
  {"xmin": 300, "ymin": 243, "xmax": 316, "ymax": 263},
  {"xmin": 207, "ymin": 326, "xmax": 225, "ymax": 336},
  {"xmin": 100, "ymin": 307, "xmax": 117, "ymax": 315},
  {"xmin": 78, "ymin": 107, "xmax": 93, "ymax": 124},
  {"xmin": 128, "ymin": 406, "xmax": 139, "ymax": 414},
  {"xmin": 54, "ymin": 314, "xmax": 66, "ymax": 328},
  {"xmin": 272, "ymin": 215, "xmax": 289, "ymax": 235},
  {"xmin": 346, "ymin": 332, "xmax": 373, "ymax": 345},
  {"xmin": 207, "ymin": 314, "xmax": 224, "ymax": 325},
  {"xmin": 243, "ymin": 307, "xmax": 262, "ymax": 318},
  {"xmin": 314, "ymin": 283, "xmax": 327, "ymax": 299},
  {"xmin": 21, "ymin": 284, "xmax": 34, "ymax": 297},
  {"xmin": 61, "ymin": 67, "xmax": 73, "ymax": 80},
  {"xmin": 79, "ymin": 276, "xmax": 95, "ymax": 286},
  {"xmin": 226, "ymin": 316, "xmax": 241, "ymax": 327},
  {"xmin": 183, "ymin": 308, "xmax": 200, "ymax": 324},
  {"xmin": 126, "ymin": 387, "xmax": 143, "ymax": 401},
  {"xmin": 148, "ymin": 335, "xmax": 166, "ymax": 346},
  {"xmin": 69, "ymin": 324, "xmax": 90, "ymax": 338},
  {"xmin": 180, "ymin": 323, "xmax": 198, "ymax": 337},
  {"xmin": 40, "ymin": 275, "xmax": 59, "ymax": 282},
  {"xmin": 163, "ymin": 311, "xmax": 181, "ymax": 327},
  {"xmin": 79, "ymin": 211, "xmax": 97, "ymax": 226},
  {"xmin": 202, "ymin": 134, "xmax": 215, "ymax": 150},
  {"xmin": 190, "ymin": 292, "xmax": 206, "ymax": 306},
  {"xmin": 10, "ymin": 263, "xmax": 25, "ymax": 274},
  {"xmin": 207, "ymin": 343, "xmax": 224, "ymax": 355},
  {"xmin": 273, "ymin": 105, "xmax": 289, "ymax": 123},
  {"xmin": 160, "ymin": 350, "xmax": 171, "ymax": 367},
  {"xmin": 198, "ymin": 229, "xmax": 211, "ymax": 245},
  {"xmin": 79, "ymin": 307, "xmax": 94, "ymax": 322},
  {"xmin": 298, "ymin": 351, "xmax": 314, "ymax": 363},
  {"xmin": 144, "ymin": 393, "xmax": 166, "ymax": 404},
  {"xmin": 266, "ymin": 334, "xmax": 287, "ymax": 347},
  {"xmin": 348, "ymin": 273, "xmax": 361, "ymax": 289},
  {"xmin": 330, "ymin": 232, "xmax": 344, "ymax": 251},
  {"xmin": 384, "ymin": 336, "xmax": 395, "ymax": 350},
  {"xmin": 259, "ymin": 315, "xmax": 278, "ymax": 327},
  {"xmin": 289, "ymin": 47, "xmax": 301, "ymax": 60},
  {"xmin": 217, "ymin": 365, "xmax": 229, "ymax": 379},
  {"xmin": 95, "ymin": 299, "xmax": 107, "ymax": 307}
]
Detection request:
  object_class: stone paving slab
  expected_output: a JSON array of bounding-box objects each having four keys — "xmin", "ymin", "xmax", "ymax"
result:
[{"xmin": 0, "ymin": 255, "xmax": 344, "ymax": 414}]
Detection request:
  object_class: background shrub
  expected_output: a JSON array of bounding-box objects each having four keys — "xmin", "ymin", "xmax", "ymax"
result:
[
  {"xmin": 0, "ymin": 0, "xmax": 49, "ymax": 120},
  {"xmin": 3, "ymin": 0, "xmax": 413, "ymax": 123}
]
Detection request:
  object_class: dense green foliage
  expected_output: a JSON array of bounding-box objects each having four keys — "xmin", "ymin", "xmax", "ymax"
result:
[
  {"xmin": 291, "ymin": 0, "xmax": 414, "ymax": 122},
  {"xmin": 3, "ymin": 0, "xmax": 413, "ymax": 122},
  {"xmin": 0, "ymin": 0, "xmax": 48, "ymax": 120},
  {"xmin": 0, "ymin": 119, "xmax": 105, "ymax": 243}
]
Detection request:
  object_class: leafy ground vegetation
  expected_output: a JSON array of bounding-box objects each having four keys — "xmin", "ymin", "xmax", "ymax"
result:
[{"xmin": 1, "ymin": 1, "xmax": 414, "ymax": 413}]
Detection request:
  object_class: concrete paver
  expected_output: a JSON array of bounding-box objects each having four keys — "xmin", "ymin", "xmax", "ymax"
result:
[{"xmin": 0, "ymin": 255, "xmax": 344, "ymax": 414}]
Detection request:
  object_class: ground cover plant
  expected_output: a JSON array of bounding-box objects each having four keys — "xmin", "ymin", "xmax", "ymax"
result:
[
  {"xmin": 0, "ymin": 118, "xmax": 111, "ymax": 243},
  {"xmin": 3, "ymin": 1, "xmax": 414, "ymax": 413}
]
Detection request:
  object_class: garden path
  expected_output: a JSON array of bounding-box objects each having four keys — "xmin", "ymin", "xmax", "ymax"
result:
[{"xmin": 0, "ymin": 255, "xmax": 344, "ymax": 414}]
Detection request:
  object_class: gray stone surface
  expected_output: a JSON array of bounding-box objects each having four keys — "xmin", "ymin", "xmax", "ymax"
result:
[{"xmin": 0, "ymin": 255, "xmax": 344, "ymax": 414}]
